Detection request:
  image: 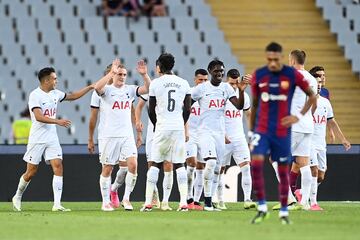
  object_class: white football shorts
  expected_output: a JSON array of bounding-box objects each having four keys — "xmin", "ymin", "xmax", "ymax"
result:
[
  {"xmin": 23, "ymin": 140, "xmax": 63, "ymax": 165},
  {"xmin": 151, "ymin": 130, "xmax": 186, "ymax": 164}
]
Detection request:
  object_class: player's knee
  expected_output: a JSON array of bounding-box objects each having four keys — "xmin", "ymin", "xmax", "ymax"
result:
[
  {"xmin": 24, "ymin": 168, "xmax": 38, "ymax": 179},
  {"xmin": 102, "ymin": 165, "xmax": 113, "ymax": 177},
  {"xmin": 317, "ymin": 172, "xmax": 325, "ymax": 183},
  {"xmin": 127, "ymin": 160, "xmax": 137, "ymax": 173},
  {"xmin": 310, "ymin": 166, "xmax": 318, "ymax": 177},
  {"xmin": 196, "ymin": 162, "xmax": 205, "ymax": 169},
  {"xmin": 163, "ymin": 161, "xmax": 173, "ymax": 171}
]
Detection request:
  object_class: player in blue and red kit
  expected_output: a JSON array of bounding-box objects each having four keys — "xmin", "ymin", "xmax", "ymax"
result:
[{"xmin": 249, "ymin": 42, "xmax": 316, "ymax": 224}]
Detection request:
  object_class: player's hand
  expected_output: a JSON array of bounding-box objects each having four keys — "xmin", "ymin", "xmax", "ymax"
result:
[
  {"xmin": 225, "ymin": 136, "xmax": 231, "ymax": 144},
  {"xmin": 136, "ymin": 134, "xmax": 142, "ymax": 148},
  {"xmin": 281, "ymin": 115, "xmax": 299, "ymax": 127},
  {"xmin": 88, "ymin": 139, "xmax": 95, "ymax": 154},
  {"xmin": 237, "ymin": 74, "xmax": 251, "ymax": 91},
  {"xmin": 342, "ymin": 139, "xmax": 351, "ymax": 151},
  {"xmin": 136, "ymin": 59, "xmax": 148, "ymax": 76},
  {"xmin": 111, "ymin": 58, "xmax": 121, "ymax": 74},
  {"xmin": 136, "ymin": 121, "xmax": 143, "ymax": 132},
  {"xmin": 57, "ymin": 119, "xmax": 71, "ymax": 128}
]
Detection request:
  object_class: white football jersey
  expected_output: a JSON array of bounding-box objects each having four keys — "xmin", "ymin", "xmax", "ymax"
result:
[
  {"xmin": 312, "ymin": 96, "xmax": 334, "ymax": 150},
  {"xmin": 291, "ymin": 69, "xmax": 318, "ymax": 133},
  {"xmin": 191, "ymin": 81, "xmax": 236, "ymax": 133},
  {"xmin": 28, "ymin": 87, "xmax": 66, "ymax": 143},
  {"xmin": 225, "ymin": 90, "xmax": 250, "ymax": 141},
  {"xmin": 188, "ymin": 88, "xmax": 201, "ymax": 137},
  {"xmin": 149, "ymin": 74, "xmax": 191, "ymax": 131},
  {"xmin": 99, "ymin": 84, "xmax": 138, "ymax": 138},
  {"xmin": 90, "ymin": 91, "xmax": 106, "ymax": 140}
]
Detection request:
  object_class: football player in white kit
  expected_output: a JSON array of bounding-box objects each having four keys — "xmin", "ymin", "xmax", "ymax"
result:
[
  {"xmin": 185, "ymin": 69, "xmax": 208, "ymax": 210},
  {"xmin": 191, "ymin": 59, "xmax": 250, "ymax": 211},
  {"xmin": 287, "ymin": 50, "xmax": 318, "ymax": 209},
  {"xmin": 141, "ymin": 53, "xmax": 192, "ymax": 212},
  {"xmin": 88, "ymin": 63, "xmax": 142, "ymax": 209},
  {"xmin": 12, "ymin": 67, "xmax": 94, "ymax": 212},
  {"xmin": 308, "ymin": 73, "xmax": 351, "ymax": 210},
  {"xmin": 94, "ymin": 59, "xmax": 150, "ymax": 211},
  {"xmin": 216, "ymin": 69, "xmax": 256, "ymax": 210},
  {"xmin": 135, "ymin": 94, "xmax": 174, "ymax": 211}
]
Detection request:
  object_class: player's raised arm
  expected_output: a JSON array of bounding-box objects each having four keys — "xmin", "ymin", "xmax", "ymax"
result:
[
  {"xmin": 228, "ymin": 74, "xmax": 251, "ymax": 110},
  {"xmin": 327, "ymin": 118, "xmax": 351, "ymax": 151},
  {"xmin": 63, "ymin": 84, "xmax": 94, "ymax": 101},
  {"xmin": 136, "ymin": 60, "xmax": 151, "ymax": 95},
  {"xmin": 94, "ymin": 58, "xmax": 119, "ymax": 95},
  {"xmin": 32, "ymin": 108, "xmax": 71, "ymax": 128}
]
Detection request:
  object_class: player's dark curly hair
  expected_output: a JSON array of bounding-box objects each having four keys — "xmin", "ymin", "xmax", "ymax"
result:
[
  {"xmin": 194, "ymin": 69, "xmax": 208, "ymax": 76},
  {"xmin": 309, "ymin": 66, "xmax": 325, "ymax": 77},
  {"xmin": 156, "ymin": 53, "xmax": 175, "ymax": 74},
  {"xmin": 38, "ymin": 67, "xmax": 55, "ymax": 82},
  {"xmin": 207, "ymin": 59, "xmax": 224, "ymax": 72},
  {"xmin": 265, "ymin": 42, "xmax": 282, "ymax": 53}
]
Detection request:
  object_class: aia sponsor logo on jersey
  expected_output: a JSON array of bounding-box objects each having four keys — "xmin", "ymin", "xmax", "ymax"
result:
[
  {"xmin": 191, "ymin": 107, "xmax": 200, "ymax": 115},
  {"xmin": 225, "ymin": 109, "xmax": 241, "ymax": 118},
  {"xmin": 209, "ymin": 99, "xmax": 226, "ymax": 108},
  {"xmin": 313, "ymin": 115, "xmax": 326, "ymax": 124},
  {"xmin": 43, "ymin": 108, "xmax": 56, "ymax": 117},
  {"xmin": 112, "ymin": 101, "xmax": 131, "ymax": 110}
]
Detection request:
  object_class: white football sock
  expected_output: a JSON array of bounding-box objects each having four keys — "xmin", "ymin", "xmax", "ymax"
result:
[
  {"xmin": 52, "ymin": 175, "xmax": 63, "ymax": 207},
  {"xmin": 217, "ymin": 173, "xmax": 224, "ymax": 202},
  {"xmin": 176, "ymin": 167, "xmax": 188, "ymax": 206},
  {"xmin": 194, "ymin": 169, "xmax": 204, "ymax": 202},
  {"xmin": 99, "ymin": 175, "xmax": 111, "ymax": 204},
  {"xmin": 15, "ymin": 175, "xmax": 30, "ymax": 199},
  {"xmin": 162, "ymin": 171, "xmax": 173, "ymax": 203},
  {"xmin": 240, "ymin": 164, "xmax": 252, "ymax": 201},
  {"xmin": 111, "ymin": 167, "xmax": 128, "ymax": 192},
  {"xmin": 123, "ymin": 172, "xmax": 137, "ymax": 201},
  {"xmin": 186, "ymin": 166, "xmax": 195, "ymax": 200},
  {"xmin": 272, "ymin": 161, "xmax": 296, "ymax": 203},
  {"xmin": 310, "ymin": 176, "xmax": 318, "ymax": 206},
  {"xmin": 204, "ymin": 159, "xmax": 216, "ymax": 197},
  {"xmin": 300, "ymin": 165, "xmax": 312, "ymax": 206},
  {"xmin": 145, "ymin": 167, "xmax": 159, "ymax": 205}
]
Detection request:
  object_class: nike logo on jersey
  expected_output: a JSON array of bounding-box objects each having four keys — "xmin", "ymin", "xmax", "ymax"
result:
[{"xmin": 42, "ymin": 102, "xmax": 47, "ymax": 105}]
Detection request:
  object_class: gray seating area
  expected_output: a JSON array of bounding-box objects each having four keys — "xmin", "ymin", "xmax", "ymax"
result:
[
  {"xmin": 0, "ymin": 0, "xmax": 243, "ymax": 144},
  {"xmin": 316, "ymin": 0, "xmax": 360, "ymax": 73}
]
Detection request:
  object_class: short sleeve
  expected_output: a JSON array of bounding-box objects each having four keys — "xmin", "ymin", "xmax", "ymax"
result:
[
  {"xmin": 225, "ymin": 83, "xmax": 236, "ymax": 100},
  {"xmin": 129, "ymin": 85, "xmax": 138, "ymax": 98},
  {"xmin": 56, "ymin": 89, "xmax": 66, "ymax": 102},
  {"xmin": 90, "ymin": 91, "xmax": 100, "ymax": 108},
  {"xmin": 327, "ymin": 100, "xmax": 334, "ymax": 120},
  {"xmin": 140, "ymin": 94, "xmax": 149, "ymax": 102},
  {"xmin": 100, "ymin": 85, "xmax": 111, "ymax": 98},
  {"xmin": 244, "ymin": 92, "xmax": 251, "ymax": 110},
  {"xmin": 294, "ymin": 70, "xmax": 309, "ymax": 92},
  {"xmin": 28, "ymin": 92, "xmax": 40, "ymax": 112},
  {"xmin": 191, "ymin": 84, "xmax": 202, "ymax": 101},
  {"xmin": 149, "ymin": 81, "xmax": 156, "ymax": 97}
]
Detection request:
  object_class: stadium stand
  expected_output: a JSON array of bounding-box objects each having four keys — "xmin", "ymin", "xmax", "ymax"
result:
[
  {"xmin": 207, "ymin": 0, "xmax": 360, "ymax": 144},
  {"xmin": 0, "ymin": 0, "xmax": 243, "ymax": 144}
]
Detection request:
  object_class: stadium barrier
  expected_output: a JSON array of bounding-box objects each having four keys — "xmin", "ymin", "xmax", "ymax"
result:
[{"xmin": 0, "ymin": 145, "xmax": 359, "ymax": 202}]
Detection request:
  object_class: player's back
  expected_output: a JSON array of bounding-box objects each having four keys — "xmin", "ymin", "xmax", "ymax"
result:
[
  {"xmin": 149, "ymin": 74, "xmax": 190, "ymax": 131},
  {"xmin": 291, "ymin": 69, "xmax": 317, "ymax": 134}
]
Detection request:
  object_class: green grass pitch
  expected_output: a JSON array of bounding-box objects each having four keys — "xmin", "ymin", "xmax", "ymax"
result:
[{"xmin": 0, "ymin": 202, "xmax": 359, "ymax": 240}]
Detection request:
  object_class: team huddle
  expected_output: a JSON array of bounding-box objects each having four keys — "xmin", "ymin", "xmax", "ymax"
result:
[{"xmin": 11, "ymin": 42, "xmax": 351, "ymax": 224}]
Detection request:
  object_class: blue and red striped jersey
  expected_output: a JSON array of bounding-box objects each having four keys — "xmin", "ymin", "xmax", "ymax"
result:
[{"xmin": 251, "ymin": 65, "xmax": 310, "ymax": 137}]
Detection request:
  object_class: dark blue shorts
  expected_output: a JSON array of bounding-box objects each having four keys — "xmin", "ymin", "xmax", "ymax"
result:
[{"xmin": 250, "ymin": 132, "xmax": 291, "ymax": 163}]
